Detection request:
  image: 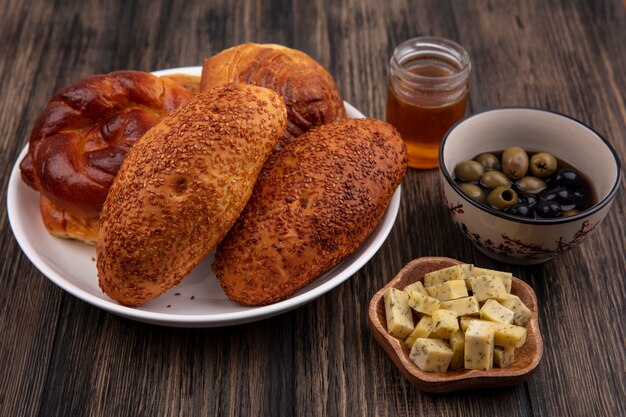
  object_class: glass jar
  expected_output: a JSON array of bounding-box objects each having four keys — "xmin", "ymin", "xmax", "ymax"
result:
[{"xmin": 386, "ymin": 37, "xmax": 471, "ymax": 169}]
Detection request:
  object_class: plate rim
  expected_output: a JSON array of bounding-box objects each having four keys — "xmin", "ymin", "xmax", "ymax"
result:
[{"xmin": 6, "ymin": 66, "xmax": 402, "ymax": 326}]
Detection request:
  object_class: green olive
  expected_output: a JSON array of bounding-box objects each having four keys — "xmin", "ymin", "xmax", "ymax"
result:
[
  {"xmin": 454, "ymin": 160, "xmax": 485, "ymax": 182},
  {"xmin": 563, "ymin": 209, "xmax": 580, "ymax": 217},
  {"xmin": 480, "ymin": 170, "xmax": 511, "ymax": 189},
  {"xmin": 475, "ymin": 153, "xmax": 500, "ymax": 171},
  {"xmin": 530, "ymin": 152, "xmax": 558, "ymax": 177},
  {"xmin": 459, "ymin": 183, "xmax": 485, "ymax": 202},
  {"xmin": 515, "ymin": 176, "xmax": 547, "ymax": 194},
  {"xmin": 487, "ymin": 186, "xmax": 519, "ymax": 210},
  {"xmin": 502, "ymin": 146, "xmax": 529, "ymax": 180}
]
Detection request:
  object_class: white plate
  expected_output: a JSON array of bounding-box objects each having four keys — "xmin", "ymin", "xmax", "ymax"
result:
[{"xmin": 6, "ymin": 66, "xmax": 401, "ymax": 327}]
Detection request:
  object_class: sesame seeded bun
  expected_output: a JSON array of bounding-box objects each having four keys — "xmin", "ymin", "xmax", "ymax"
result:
[
  {"xmin": 97, "ymin": 83, "xmax": 287, "ymax": 307},
  {"xmin": 214, "ymin": 118, "xmax": 407, "ymax": 306}
]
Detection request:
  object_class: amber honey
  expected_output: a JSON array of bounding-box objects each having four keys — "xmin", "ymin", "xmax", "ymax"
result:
[{"xmin": 386, "ymin": 37, "xmax": 471, "ymax": 169}]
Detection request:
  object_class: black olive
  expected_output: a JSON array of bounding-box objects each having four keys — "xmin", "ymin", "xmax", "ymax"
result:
[
  {"xmin": 544, "ymin": 173, "xmax": 557, "ymax": 186},
  {"xmin": 541, "ymin": 187, "xmax": 559, "ymax": 202},
  {"xmin": 572, "ymin": 190, "xmax": 584, "ymax": 203},
  {"xmin": 518, "ymin": 194, "xmax": 538, "ymax": 207},
  {"xmin": 556, "ymin": 169, "xmax": 583, "ymax": 189},
  {"xmin": 542, "ymin": 187, "xmax": 582, "ymax": 205},
  {"xmin": 560, "ymin": 203, "xmax": 577, "ymax": 212},
  {"xmin": 535, "ymin": 201, "xmax": 563, "ymax": 218},
  {"xmin": 505, "ymin": 204, "xmax": 536, "ymax": 218}
]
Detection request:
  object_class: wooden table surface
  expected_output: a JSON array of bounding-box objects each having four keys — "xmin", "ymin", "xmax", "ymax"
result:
[{"xmin": 1, "ymin": 0, "xmax": 624, "ymax": 416}]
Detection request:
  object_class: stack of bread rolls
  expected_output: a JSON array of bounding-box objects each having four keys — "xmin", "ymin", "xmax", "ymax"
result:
[{"xmin": 21, "ymin": 43, "xmax": 407, "ymax": 307}]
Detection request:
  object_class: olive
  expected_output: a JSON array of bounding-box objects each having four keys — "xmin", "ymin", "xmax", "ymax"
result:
[
  {"xmin": 563, "ymin": 209, "xmax": 580, "ymax": 217},
  {"xmin": 542, "ymin": 187, "xmax": 582, "ymax": 205},
  {"xmin": 455, "ymin": 160, "xmax": 485, "ymax": 182},
  {"xmin": 535, "ymin": 201, "xmax": 563, "ymax": 218},
  {"xmin": 480, "ymin": 170, "xmax": 511, "ymax": 189},
  {"xmin": 502, "ymin": 147, "xmax": 529, "ymax": 180},
  {"xmin": 515, "ymin": 176, "xmax": 547, "ymax": 194},
  {"xmin": 487, "ymin": 186, "xmax": 519, "ymax": 210},
  {"xmin": 541, "ymin": 187, "xmax": 561, "ymax": 202},
  {"xmin": 518, "ymin": 193, "xmax": 538, "ymax": 207},
  {"xmin": 556, "ymin": 169, "xmax": 583, "ymax": 189},
  {"xmin": 560, "ymin": 203, "xmax": 577, "ymax": 212},
  {"xmin": 529, "ymin": 152, "xmax": 558, "ymax": 177},
  {"xmin": 475, "ymin": 153, "xmax": 500, "ymax": 171},
  {"xmin": 505, "ymin": 203, "xmax": 536, "ymax": 218},
  {"xmin": 459, "ymin": 183, "xmax": 485, "ymax": 202}
]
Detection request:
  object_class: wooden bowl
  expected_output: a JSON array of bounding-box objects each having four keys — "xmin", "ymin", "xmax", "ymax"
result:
[{"xmin": 368, "ymin": 257, "xmax": 543, "ymax": 392}]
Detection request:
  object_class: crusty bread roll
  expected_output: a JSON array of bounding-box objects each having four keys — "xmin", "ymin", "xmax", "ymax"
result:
[
  {"xmin": 97, "ymin": 83, "xmax": 287, "ymax": 307},
  {"xmin": 200, "ymin": 43, "xmax": 346, "ymax": 147},
  {"xmin": 214, "ymin": 118, "xmax": 407, "ymax": 306},
  {"xmin": 159, "ymin": 73, "xmax": 201, "ymax": 93},
  {"xmin": 20, "ymin": 70, "xmax": 192, "ymax": 244}
]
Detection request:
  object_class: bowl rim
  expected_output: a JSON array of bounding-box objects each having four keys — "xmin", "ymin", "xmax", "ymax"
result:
[{"xmin": 439, "ymin": 107, "xmax": 622, "ymax": 225}]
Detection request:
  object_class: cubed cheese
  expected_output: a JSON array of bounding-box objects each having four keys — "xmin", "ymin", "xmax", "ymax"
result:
[
  {"xmin": 405, "ymin": 316, "xmax": 433, "ymax": 349},
  {"xmin": 460, "ymin": 317, "xmax": 527, "ymax": 348},
  {"xmin": 449, "ymin": 330, "xmax": 465, "ymax": 371},
  {"xmin": 423, "ymin": 264, "xmax": 472, "ymax": 287},
  {"xmin": 403, "ymin": 280, "xmax": 428, "ymax": 296},
  {"xmin": 464, "ymin": 321, "xmax": 495, "ymax": 371},
  {"xmin": 500, "ymin": 294, "xmax": 532, "ymax": 326},
  {"xmin": 480, "ymin": 299, "xmax": 515, "ymax": 324},
  {"xmin": 408, "ymin": 291, "xmax": 440, "ymax": 315},
  {"xmin": 426, "ymin": 280, "xmax": 468, "ymax": 301},
  {"xmin": 440, "ymin": 296, "xmax": 480, "ymax": 316},
  {"xmin": 384, "ymin": 288, "xmax": 414, "ymax": 338},
  {"xmin": 430, "ymin": 309, "xmax": 459, "ymax": 339},
  {"xmin": 472, "ymin": 267, "xmax": 512, "ymax": 293},
  {"xmin": 494, "ymin": 346, "xmax": 515, "ymax": 368},
  {"xmin": 470, "ymin": 275, "xmax": 508, "ymax": 302},
  {"xmin": 409, "ymin": 338, "xmax": 454, "ymax": 372}
]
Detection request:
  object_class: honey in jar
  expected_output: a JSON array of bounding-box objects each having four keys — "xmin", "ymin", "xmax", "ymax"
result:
[{"xmin": 386, "ymin": 37, "xmax": 471, "ymax": 169}]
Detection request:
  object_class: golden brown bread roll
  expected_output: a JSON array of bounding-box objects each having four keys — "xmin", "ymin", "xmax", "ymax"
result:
[
  {"xmin": 200, "ymin": 43, "xmax": 346, "ymax": 147},
  {"xmin": 213, "ymin": 118, "xmax": 407, "ymax": 306},
  {"xmin": 20, "ymin": 70, "xmax": 192, "ymax": 243},
  {"xmin": 159, "ymin": 73, "xmax": 201, "ymax": 93},
  {"xmin": 97, "ymin": 83, "xmax": 287, "ymax": 307}
]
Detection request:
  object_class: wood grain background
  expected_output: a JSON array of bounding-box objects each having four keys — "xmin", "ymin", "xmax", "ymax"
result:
[{"xmin": 0, "ymin": 0, "xmax": 624, "ymax": 416}]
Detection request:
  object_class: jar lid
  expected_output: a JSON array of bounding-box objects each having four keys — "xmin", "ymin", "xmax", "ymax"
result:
[{"xmin": 390, "ymin": 36, "xmax": 471, "ymax": 90}]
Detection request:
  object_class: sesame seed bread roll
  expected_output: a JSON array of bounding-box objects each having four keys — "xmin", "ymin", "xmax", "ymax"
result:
[
  {"xmin": 97, "ymin": 83, "xmax": 287, "ymax": 307},
  {"xmin": 214, "ymin": 118, "xmax": 407, "ymax": 306}
]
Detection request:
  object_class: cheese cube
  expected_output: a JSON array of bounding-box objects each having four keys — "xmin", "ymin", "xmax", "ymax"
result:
[
  {"xmin": 470, "ymin": 276, "xmax": 508, "ymax": 302},
  {"xmin": 403, "ymin": 280, "xmax": 428, "ymax": 296},
  {"xmin": 460, "ymin": 317, "xmax": 527, "ymax": 348},
  {"xmin": 440, "ymin": 296, "xmax": 480, "ymax": 316},
  {"xmin": 449, "ymin": 330, "xmax": 465, "ymax": 370},
  {"xmin": 500, "ymin": 294, "xmax": 532, "ymax": 326},
  {"xmin": 408, "ymin": 291, "xmax": 440, "ymax": 315},
  {"xmin": 430, "ymin": 309, "xmax": 459, "ymax": 339},
  {"xmin": 480, "ymin": 299, "xmax": 515, "ymax": 324},
  {"xmin": 494, "ymin": 346, "xmax": 515, "ymax": 368},
  {"xmin": 424, "ymin": 264, "xmax": 472, "ymax": 287},
  {"xmin": 426, "ymin": 280, "xmax": 468, "ymax": 301},
  {"xmin": 384, "ymin": 288, "xmax": 414, "ymax": 338},
  {"xmin": 409, "ymin": 338, "xmax": 454, "ymax": 372},
  {"xmin": 405, "ymin": 316, "xmax": 433, "ymax": 349},
  {"xmin": 472, "ymin": 267, "xmax": 512, "ymax": 293},
  {"xmin": 464, "ymin": 321, "xmax": 495, "ymax": 371}
]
